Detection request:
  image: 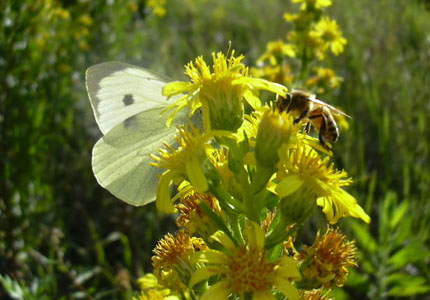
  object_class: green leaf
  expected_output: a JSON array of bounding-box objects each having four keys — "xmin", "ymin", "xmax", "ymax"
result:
[
  {"xmin": 387, "ymin": 274, "xmax": 430, "ymax": 296},
  {"xmin": 349, "ymin": 220, "xmax": 377, "ymax": 252},
  {"xmin": 388, "ymin": 244, "xmax": 428, "ymax": 270},
  {"xmin": 390, "ymin": 200, "xmax": 409, "ymax": 230}
]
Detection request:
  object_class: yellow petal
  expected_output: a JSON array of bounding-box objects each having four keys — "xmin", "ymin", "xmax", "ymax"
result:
[
  {"xmin": 185, "ymin": 158, "xmax": 208, "ymax": 193},
  {"xmin": 189, "ymin": 266, "xmax": 225, "ymax": 287},
  {"xmin": 209, "ymin": 230, "xmax": 236, "ymax": 253},
  {"xmin": 137, "ymin": 273, "xmax": 158, "ymax": 289},
  {"xmin": 235, "ymin": 77, "xmax": 288, "ymax": 97},
  {"xmin": 162, "ymin": 81, "xmax": 193, "ymax": 97},
  {"xmin": 191, "ymin": 249, "xmax": 228, "ymax": 265},
  {"xmin": 156, "ymin": 171, "xmax": 177, "ymax": 213},
  {"xmin": 201, "ymin": 280, "xmax": 231, "ymax": 300},
  {"xmin": 275, "ymin": 175, "xmax": 304, "ymax": 198},
  {"xmin": 317, "ymin": 188, "xmax": 370, "ymax": 224},
  {"xmin": 254, "ymin": 290, "xmax": 277, "ymax": 300},
  {"xmin": 273, "ymin": 277, "xmax": 300, "ymax": 300},
  {"xmin": 243, "ymin": 90, "xmax": 261, "ymax": 109},
  {"xmin": 245, "ymin": 221, "xmax": 265, "ymax": 250},
  {"xmin": 277, "ymin": 257, "xmax": 301, "ymax": 280}
]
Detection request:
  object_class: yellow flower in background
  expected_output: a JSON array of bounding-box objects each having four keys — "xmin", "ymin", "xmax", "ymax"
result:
[
  {"xmin": 258, "ymin": 40, "xmax": 296, "ymax": 65},
  {"xmin": 293, "ymin": 0, "xmax": 332, "ymax": 10},
  {"xmin": 162, "ymin": 50, "xmax": 288, "ymax": 132},
  {"xmin": 305, "ymin": 67, "xmax": 343, "ymax": 90},
  {"xmin": 288, "ymin": 30, "xmax": 326, "ymax": 60},
  {"xmin": 151, "ymin": 126, "xmax": 211, "ymax": 213},
  {"xmin": 251, "ymin": 64, "xmax": 295, "ymax": 86},
  {"xmin": 284, "ymin": 13, "xmax": 299, "ymax": 22},
  {"xmin": 79, "ymin": 14, "xmax": 93, "ymax": 26},
  {"xmin": 190, "ymin": 222, "xmax": 301, "ymax": 300},
  {"xmin": 148, "ymin": 0, "xmax": 167, "ymax": 17},
  {"xmin": 152, "ymin": 230, "xmax": 205, "ymax": 291},
  {"xmin": 314, "ymin": 17, "xmax": 347, "ymax": 55},
  {"xmin": 276, "ymin": 145, "xmax": 370, "ymax": 224},
  {"xmin": 298, "ymin": 227, "xmax": 357, "ymax": 288},
  {"xmin": 128, "ymin": 1, "xmax": 139, "ymax": 13}
]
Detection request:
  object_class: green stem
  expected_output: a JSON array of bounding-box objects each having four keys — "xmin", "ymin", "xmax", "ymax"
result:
[
  {"xmin": 299, "ymin": 47, "xmax": 310, "ymax": 84},
  {"xmin": 210, "ymin": 184, "xmax": 245, "ymax": 214},
  {"xmin": 246, "ymin": 165, "xmax": 275, "ymax": 222},
  {"xmin": 250, "ymin": 164, "xmax": 275, "ymax": 195},
  {"xmin": 265, "ymin": 213, "xmax": 296, "ymax": 249},
  {"xmin": 230, "ymin": 213, "xmax": 244, "ymax": 245}
]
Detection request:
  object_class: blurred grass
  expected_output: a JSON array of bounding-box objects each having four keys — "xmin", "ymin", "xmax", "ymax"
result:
[{"xmin": 1, "ymin": 0, "xmax": 429, "ymax": 299}]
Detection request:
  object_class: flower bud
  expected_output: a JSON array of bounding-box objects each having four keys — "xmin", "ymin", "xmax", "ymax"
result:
[
  {"xmin": 279, "ymin": 184, "xmax": 316, "ymax": 225},
  {"xmin": 255, "ymin": 109, "xmax": 295, "ymax": 168},
  {"xmin": 200, "ymin": 85, "xmax": 244, "ymax": 132}
]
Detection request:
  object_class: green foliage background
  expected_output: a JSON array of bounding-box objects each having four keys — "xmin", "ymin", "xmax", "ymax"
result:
[{"xmin": 1, "ymin": 0, "xmax": 429, "ymax": 299}]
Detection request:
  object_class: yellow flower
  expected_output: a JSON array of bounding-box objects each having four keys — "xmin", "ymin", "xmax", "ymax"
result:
[
  {"xmin": 314, "ymin": 17, "xmax": 347, "ymax": 56},
  {"xmin": 151, "ymin": 126, "xmax": 211, "ymax": 213},
  {"xmin": 134, "ymin": 273, "xmax": 180, "ymax": 300},
  {"xmin": 152, "ymin": 230, "xmax": 205, "ymax": 291},
  {"xmin": 162, "ymin": 50, "xmax": 288, "ymax": 133},
  {"xmin": 288, "ymin": 30, "xmax": 326, "ymax": 60},
  {"xmin": 298, "ymin": 227, "xmax": 357, "ymax": 288},
  {"xmin": 292, "ymin": 0, "xmax": 332, "ymax": 10},
  {"xmin": 148, "ymin": 0, "xmax": 167, "ymax": 17},
  {"xmin": 284, "ymin": 13, "xmax": 299, "ymax": 22},
  {"xmin": 276, "ymin": 145, "xmax": 370, "ymax": 224},
  {"xmin": 305, "ymin": 67, "xmax": 343, "ymax": 90},
  {"xmin": 251, "ymin": 64, "xmax": 295, "ymax": 86},
  {"xmin": 190, "ymin": 221, "xmax": 301, "ymax": 300},
  {"xmin": 258, "ymin": 40, "xmax": 296, "ymax": 65},
  {"xmin": 128, "ymin": 1, "xmax": 139, "ymax": 13}
]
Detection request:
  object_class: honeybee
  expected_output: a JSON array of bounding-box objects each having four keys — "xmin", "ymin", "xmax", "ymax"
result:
[{"xmin": 277, "ymin": 90, "xmax": 351, "ymax": 149}]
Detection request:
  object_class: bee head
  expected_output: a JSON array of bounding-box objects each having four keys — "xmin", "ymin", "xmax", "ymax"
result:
[{"xmin": 276, "ymin": 93, "xmax": 292, "ymax": 112}]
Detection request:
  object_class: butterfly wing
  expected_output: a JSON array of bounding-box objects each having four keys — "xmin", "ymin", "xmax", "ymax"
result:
[
  {"xmin": 86, "ymin": 61, "xmax": 174, "ymax": 135},
  {"xmin": 86, "ymin": 62, "xmax": 185, "ymax": 206},
  {"xmin": 91, "ymin": 107, "xmax": 187, "ymax": 206}
]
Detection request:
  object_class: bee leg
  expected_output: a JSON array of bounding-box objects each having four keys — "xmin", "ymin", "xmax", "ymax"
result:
[
  {"xmin": 319, "ymin": 115, "xmax": 332, "ymax": 150},
  {"xmin": 294, "ymin": 108, "xmax": 309, "ymax": 124},
  {"xmin": 309, "ymin": 114, "xmax": 331, "ymax": 150},
  {"xmin": 304, "ymin": 121, "xmax": 312, "ymax": 134}
]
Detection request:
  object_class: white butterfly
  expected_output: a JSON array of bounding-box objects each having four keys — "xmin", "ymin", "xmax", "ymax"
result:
[{"xmin": 86, "ymin": 62, "xmax": 188, "ymax": 206}]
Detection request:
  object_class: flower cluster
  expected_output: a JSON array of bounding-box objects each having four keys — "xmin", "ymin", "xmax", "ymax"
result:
[
  {"xmin": 252, "ymin": 0, "xmax": 347, "ymax": 95},
  {"xmin": 147, "ymin": 0, "xmax": 168, "ymax": 17},
  {"xmin": 131, "ymin": 46, "xmax": 369, "ymax": 299}
]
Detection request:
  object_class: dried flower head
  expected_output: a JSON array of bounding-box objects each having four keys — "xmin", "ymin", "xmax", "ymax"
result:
[
  {"xmin": 152, "ymin": 230, "xmax": 205, "ymax": 290},
  {"xmin": 298, "ymin": 227, "xmax": 357, "ymax": 288},
  {"xmin": 176, "ymin": 190, "xmax": 221, "ymax": 236}
]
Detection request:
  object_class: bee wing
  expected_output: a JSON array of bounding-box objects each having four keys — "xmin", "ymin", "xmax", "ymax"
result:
[{"xmin": 311, "ymin": 97, "xmax": 352, "ymax": 118}]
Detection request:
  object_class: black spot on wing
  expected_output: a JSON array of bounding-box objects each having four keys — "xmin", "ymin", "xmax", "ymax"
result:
[
  {"xmin": 123, "ymin": 94, "xmax": 134, "ymax": 106},
  {"xmin": 124, "ymin": 115, "xmax": 138, "ymax": 128}
]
